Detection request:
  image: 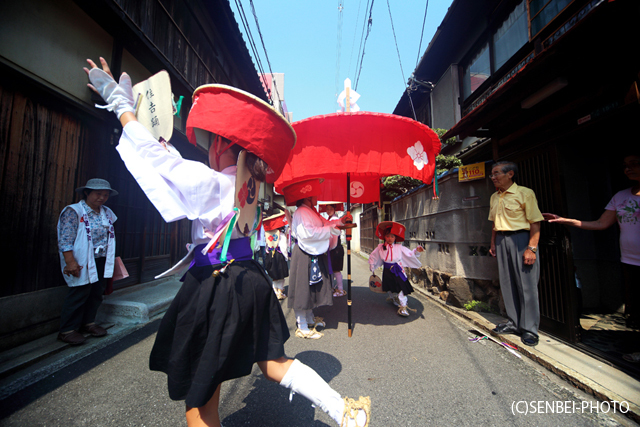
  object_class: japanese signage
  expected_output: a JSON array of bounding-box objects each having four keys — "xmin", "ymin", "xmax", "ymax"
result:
[
  {"xmin": 458, "ymin": 162, "xmax": 485, "ymax": 182},
  {"xmin": 133, "ymin": 71, "xmax": 174, "ymax": 142}
]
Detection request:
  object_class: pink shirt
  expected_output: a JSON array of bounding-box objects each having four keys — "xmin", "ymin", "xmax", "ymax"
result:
[{"xmin": 605, "ymin": 188, "xmax": 640, "ymax": 266}]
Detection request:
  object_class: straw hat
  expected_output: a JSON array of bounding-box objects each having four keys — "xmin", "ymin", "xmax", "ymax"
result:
[
  {"xmin": 281, "ymin": 178, "xmax": 324, "ymax": 206},
  {"xmin": 186, "ymin": 84, "xmax": 296, "ymax": 183},
  {"xmin": 375, "ymin": 221, "xmax": 405, "ymax": 242},
  {"xmin": 263, "ymin": 212, "xmax": 287, "ymax": 231}
]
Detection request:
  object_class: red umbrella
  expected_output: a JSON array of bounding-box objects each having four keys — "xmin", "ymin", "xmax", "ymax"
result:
[{"xmin": 274, "ymin": 112, "xmax": 441, "ymax": 336}]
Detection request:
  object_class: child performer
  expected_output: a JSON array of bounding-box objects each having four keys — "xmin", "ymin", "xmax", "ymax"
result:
[
  {"xmin": 84, "ymin": 58, "xmax": 370, "ymax": 427},
  {"xmin": 321, "ymin": 203, "xmax": 347, "ymax": 297},
  {"xmin": 263, "ymin": 212, "xmax": 289, "ymax": 300},
  {"xmin": 369, "ymin": 221, "xmax": 424, "ymax": 317}
]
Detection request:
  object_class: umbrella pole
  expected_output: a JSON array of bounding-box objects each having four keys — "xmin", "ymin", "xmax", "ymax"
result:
[{"xmin": 347, "ymin": 173, "xmax": 352, "ymax": 337}]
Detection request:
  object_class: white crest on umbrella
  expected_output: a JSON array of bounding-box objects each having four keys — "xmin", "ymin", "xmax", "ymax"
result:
[
  {"xmin": 407, "ymin": 141, "xmax": 428, "ymax": 171},
  {"xmin": 350, "ymin": 181, "xmax": 365, "ymax": 198}
]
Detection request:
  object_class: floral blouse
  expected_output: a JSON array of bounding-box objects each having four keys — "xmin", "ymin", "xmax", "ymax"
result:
[{"xmin": 58, "ymin": 200, "xmax": 113, "ymax": 257}]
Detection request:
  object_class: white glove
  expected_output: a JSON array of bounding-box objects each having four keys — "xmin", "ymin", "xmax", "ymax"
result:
[{"xmin": 88, "ymin": 68, "xmax": 135, "ymax": 119}]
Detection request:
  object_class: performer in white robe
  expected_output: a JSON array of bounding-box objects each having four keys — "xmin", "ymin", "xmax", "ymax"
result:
[{"xmin": 83, "ymin": 57, "xmax": 371, "ymax": 427}]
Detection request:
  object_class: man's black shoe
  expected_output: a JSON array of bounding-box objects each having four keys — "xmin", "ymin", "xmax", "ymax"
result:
[
  {"xmin": 521, "ymin": 332, "xmax": 539, "ymax": 346},
  {"xmin": 492, "ymin": 323, "xmax": 520, "ymax": 335}
]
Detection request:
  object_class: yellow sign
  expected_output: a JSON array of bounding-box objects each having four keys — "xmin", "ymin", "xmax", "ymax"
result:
[{"xmin": 459, "ymin": 162, "xmax": 485, "ymax": 182}]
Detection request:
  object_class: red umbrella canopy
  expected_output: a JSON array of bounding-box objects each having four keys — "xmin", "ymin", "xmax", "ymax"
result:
[{"xmin": 274, "ymin": 112, "xmax": 441, "ymax": 204}]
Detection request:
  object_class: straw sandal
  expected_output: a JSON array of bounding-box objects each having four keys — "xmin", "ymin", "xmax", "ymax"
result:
[
  {"xmin": 386, "ymin": 295, "xmax": 400, "ymax": 307},
  {"xmin": 295, "ymin": 328, "xmax": 324, "ymax": 339},
  {"xmin": 309, "ymin": 316, "xmax": 326, "ymax": 329},
  {"xmin": 397, "ymin": 306, "xmax": 416, "ymax": 317},
  {"xmin": 341, "ymin": 396, "xmax": 371, "ymax": 427},
  {"xmin": 274, "ymin": 288, "xmax": 287, "ymax": 300},
  {"xmin": 333, "ymin": 289, "xmax": 347, "ymax": 297}
]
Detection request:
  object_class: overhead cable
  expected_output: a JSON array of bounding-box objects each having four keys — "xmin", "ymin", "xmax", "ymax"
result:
[
  {"xmin": 354, "ymin": 0, "xmax": 375, "ymax": 90},
  {"xmin": 335, "ymin": 1, "xmax": 344, "ymax": 99},
  {"xmin": 249, "ymin": 0, "xmax": 283, "ymax": 105}
]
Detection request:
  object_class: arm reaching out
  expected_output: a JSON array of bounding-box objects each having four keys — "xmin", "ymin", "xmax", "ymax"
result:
[{"xmin": 542, "ymin": 210, "xmax": 617, "ymax": 231}]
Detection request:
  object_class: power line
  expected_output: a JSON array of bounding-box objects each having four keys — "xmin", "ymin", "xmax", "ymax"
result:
[
  {"xmin": 234, "ymin": 0, "xmax": 267, "ymax": 80},
  {"xmin": 386, "ymin": 0, "xmax": 419, "ymax": 120},
  {"xmin": 248, "ymin": 0, "xmax": 283, "ymax": 106},
  {"xmin": 354, "ymin": 0, "xmax": 375, "ymax": 91},
  {"xmin": 335, "ymin": 1, "xmax": 344, "ymax": 99},
  {"xmin": 415, "ymin": 0, "xmax": 429, "ymax": 68},
  {"xmin": 347, "ymin": 0, "xmax": 364, "ymax": 79},
  {"xmin": 386, "ymin": 0, "xmax": 407, "ymax": 91}
]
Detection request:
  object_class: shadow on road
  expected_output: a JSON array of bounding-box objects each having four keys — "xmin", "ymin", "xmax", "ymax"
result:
[
  {"xmin": 311, "ymin": 286, "xmax": 426, "ymax": 333},
  {"xmin": 222, "ymin": 350, "xmax": 341, "ymax": 427},
  {"xmin": 0, "ymin": 319, "xmax": 161, "ymax": 420}
]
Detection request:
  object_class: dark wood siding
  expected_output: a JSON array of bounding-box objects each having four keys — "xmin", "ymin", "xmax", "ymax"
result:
[{"xmin": 0, "ymin": 82, "xmax": 191, "ymax": 297}]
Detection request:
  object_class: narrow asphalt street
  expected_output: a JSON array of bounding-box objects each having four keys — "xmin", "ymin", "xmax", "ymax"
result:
[{"xmin": 0, "ymin": 254, "xmax": 634, "ymax": 426}]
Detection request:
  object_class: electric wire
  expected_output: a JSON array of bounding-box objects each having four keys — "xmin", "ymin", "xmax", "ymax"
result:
[
  {"xmin": 249, "ymin": 0, "xmax": 283, "ymax": 106},
  {"xmin": 335, "ymin": 1, "xmax": 344, "ymax": 99},
  {"xmin": 415, "ymin": 0, "xmax": 429, "ymax": 68},
  {"xmin": 347, "ymin": 0, "xmax": 364, "ymax": 78},
  {"xmin": 386, "ymin": 0, "xmax": 417, "ymax": 120},
  {"xmin": 233, "ymin": 0, "xmax": 267, "ymax": 81},
  {"xmin": 354, "ymin": 0, "xmax": 375, "ymax": 90},
  {"xmin": 406, "ymin": 1, "xmax": 431, "ymax": 120},
  {"xmin": 353, "ymin": 0, "xmax": 371, "ymax": 86}
]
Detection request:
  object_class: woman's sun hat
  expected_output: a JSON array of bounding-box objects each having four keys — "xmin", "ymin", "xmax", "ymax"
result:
[{"xmin": 75, "ymin": 178, "xmax": 118, "ymax": 196}]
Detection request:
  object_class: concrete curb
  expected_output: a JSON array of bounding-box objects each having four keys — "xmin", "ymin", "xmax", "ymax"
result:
[
  {"xmin": 0, "ymin": 277, "xmax": 182, "ymax": 400},
  {"xmin": 412, "ymin": 280, "xmax": 640, "ymax": 423}
]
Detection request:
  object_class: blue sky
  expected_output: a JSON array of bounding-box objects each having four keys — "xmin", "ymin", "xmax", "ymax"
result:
[{"xmin": 230, "ymin": 0, "xmax": 454, "ymax": 121}]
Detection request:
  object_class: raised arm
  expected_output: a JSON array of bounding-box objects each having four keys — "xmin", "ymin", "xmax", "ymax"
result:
[{"xmin": 83, "ymin": 57, "xmax": 136, "ymax": 127}]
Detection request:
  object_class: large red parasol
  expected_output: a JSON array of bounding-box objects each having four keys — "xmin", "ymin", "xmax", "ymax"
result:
[
  {"xmin": 274, "ymin": 112, "xmax": 441, "ymax": 336},
  {"xmin": 275, "ymin": 112, "xmax": 440, "ymax": 203}
]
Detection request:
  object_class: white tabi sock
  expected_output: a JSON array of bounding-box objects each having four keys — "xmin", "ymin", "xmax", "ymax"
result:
[
  {"xmin": 306, "ymin": 310, "xmax": 316, "ymax": 325},
  {"xmin": 397, "ymin": 291, "xmax": 408, "ymax": 307},
  {"xmin": 334, "ymin": 272, "xmax": 343, "ymax": 290},
  {"xmin": 295, "ymin": 310, "xmax": 309, "ymax": 331},
  {"xmin": 279, "ymin": 359, "xmax": 344, "ymax": 424}
]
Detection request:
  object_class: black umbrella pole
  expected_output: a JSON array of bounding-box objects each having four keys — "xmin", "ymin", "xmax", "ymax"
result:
[{"xmin": 347, "ymin": 173, "xmax": 352, "ymax": 337}]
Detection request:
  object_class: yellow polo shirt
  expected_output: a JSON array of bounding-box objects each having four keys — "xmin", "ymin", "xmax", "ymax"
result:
[{"xmin": 488, "ymin": 183, "xmax": 544, "ymax": 231}]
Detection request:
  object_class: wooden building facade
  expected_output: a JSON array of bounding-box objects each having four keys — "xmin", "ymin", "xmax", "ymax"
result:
[
  {"xmin": 0, "ymin": 0, "xmax": 267, "ymax": 349},
  {"xmin": 393, "ymin": 0, "xmax": 639, "ymax": 370}
]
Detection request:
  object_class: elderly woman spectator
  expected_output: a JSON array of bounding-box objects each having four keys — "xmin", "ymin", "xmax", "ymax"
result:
[{"xmin": 57, "ymin": 178, "xmax": 118, "ymax": 345}]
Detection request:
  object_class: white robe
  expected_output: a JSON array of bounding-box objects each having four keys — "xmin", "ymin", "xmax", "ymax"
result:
[{"xmin": 116, "ymin": 121, "xmax": 240, "ymax": 245}]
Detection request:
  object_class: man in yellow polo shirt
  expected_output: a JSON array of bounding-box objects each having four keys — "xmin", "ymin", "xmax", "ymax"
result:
[{"xmin": 488, "ymin": 161, "xmax": 544, "ymax": 346}]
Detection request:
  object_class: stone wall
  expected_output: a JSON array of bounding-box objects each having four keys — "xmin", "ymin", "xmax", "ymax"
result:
[{"xmin": 408, "ymin": 266, "xmax": 505, "ymax": 316}]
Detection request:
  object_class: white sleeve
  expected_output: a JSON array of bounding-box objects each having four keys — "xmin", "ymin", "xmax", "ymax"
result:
[
  {"xmin": 399, "ymin": 245, "xmax": 422, "ymax": 269},
  {"xmin": 293, "ymin": 208, "xmax": 338, "ymax": 247},
  {"xmin": 278, "ymin": 231, "xmax": 289, "ymax": 260},
  {"xmin": 368, "ymin": 244, "xmax": 383, "ymax": 272},
  {"xmin": 116, "ymin": 121, "xmax": 223, "ymax": 223}
]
